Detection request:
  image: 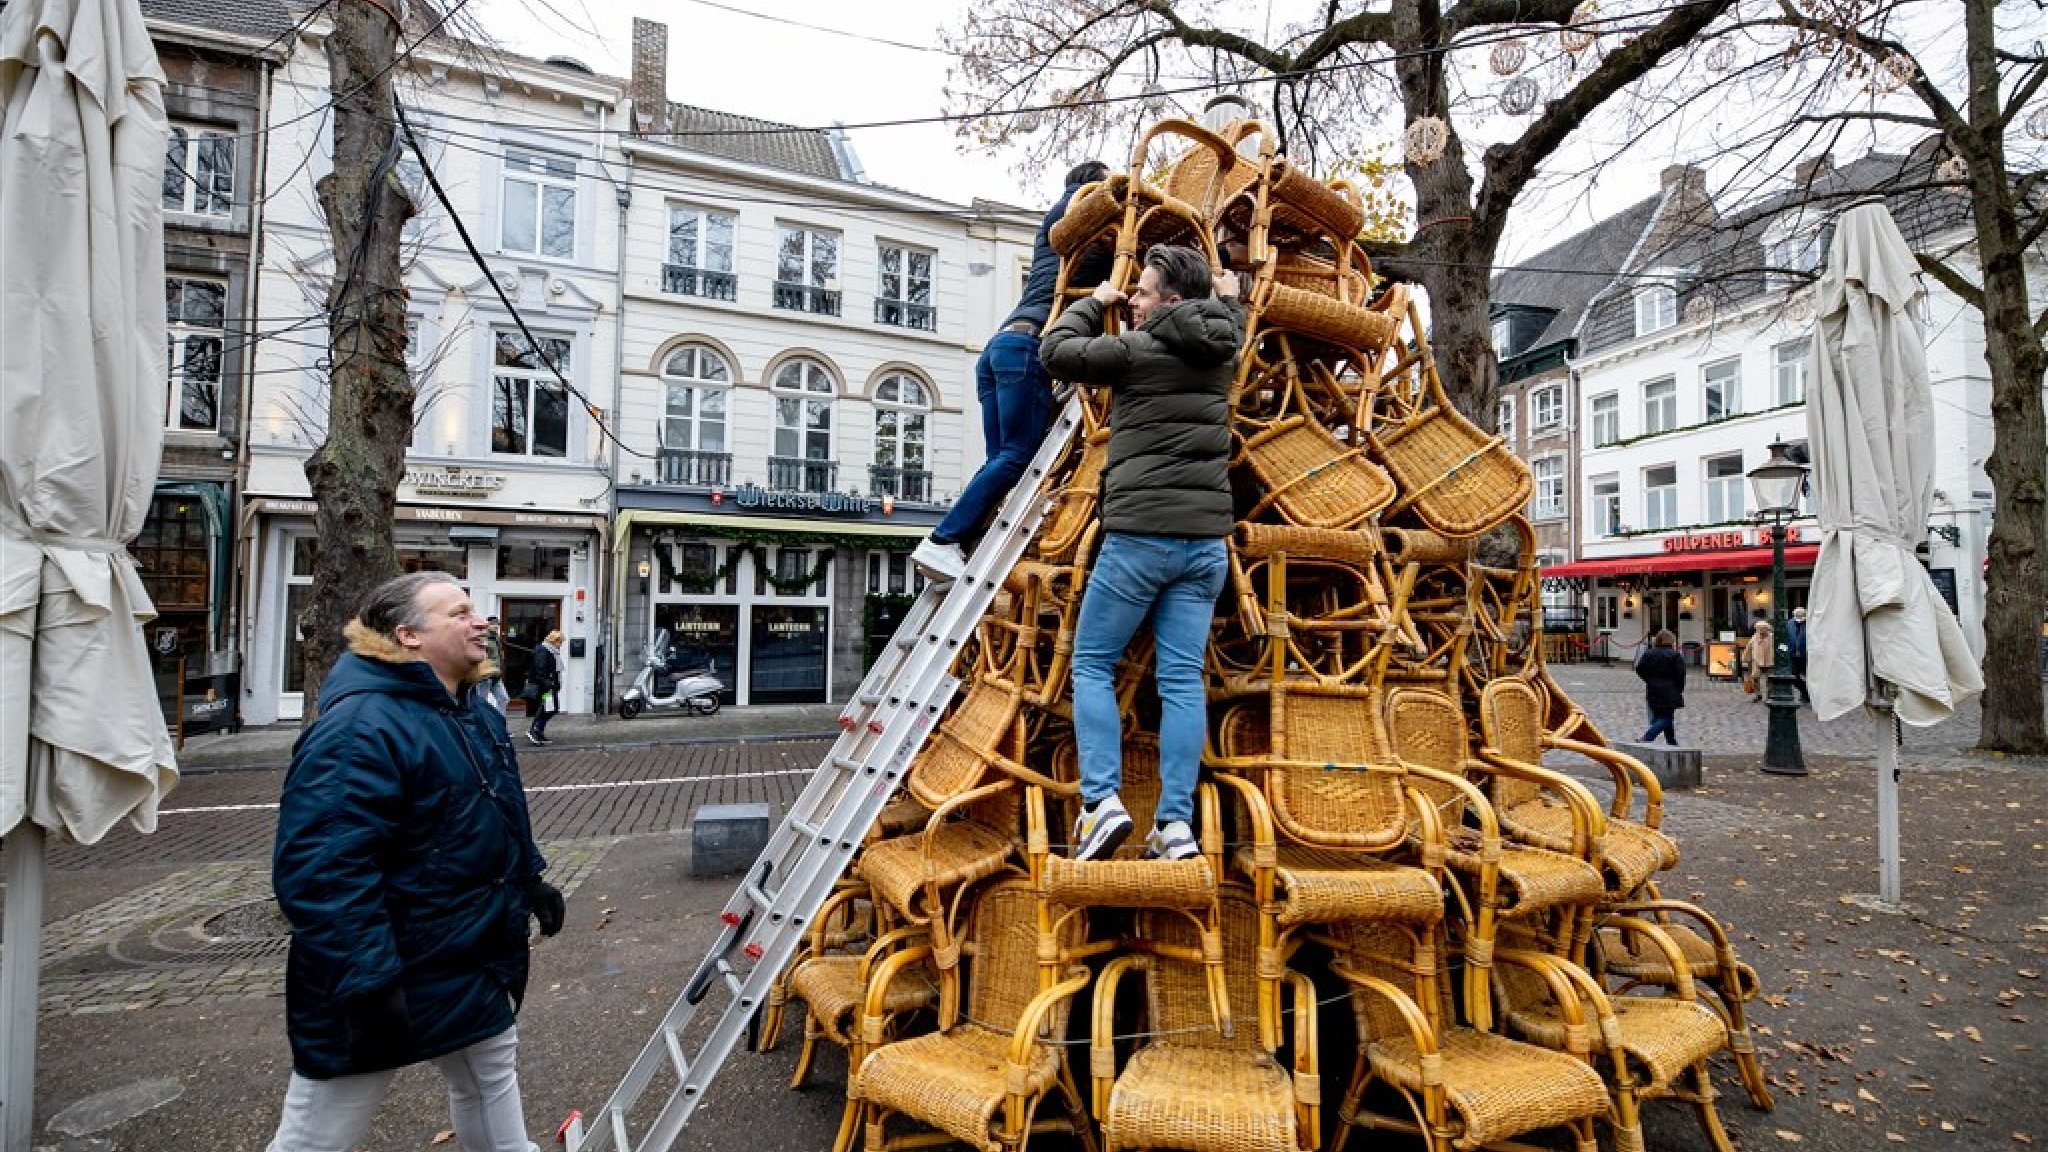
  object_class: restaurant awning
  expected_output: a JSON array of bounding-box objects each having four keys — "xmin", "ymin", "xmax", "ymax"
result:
[{"xmin": 1544, "ymin": 544, "xmax": 1819, "ymax": 579}]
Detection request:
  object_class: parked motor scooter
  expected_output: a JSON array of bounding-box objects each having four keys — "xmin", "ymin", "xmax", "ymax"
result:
[{"xmin": 618, "ymin": 629, "xmax": 725, "ymax": 718}]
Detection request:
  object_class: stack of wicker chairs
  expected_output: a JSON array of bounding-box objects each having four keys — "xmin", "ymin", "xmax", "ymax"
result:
[{"xmin": 765, "ymin": 111, "xmax": 1771, "ymax": 1152}]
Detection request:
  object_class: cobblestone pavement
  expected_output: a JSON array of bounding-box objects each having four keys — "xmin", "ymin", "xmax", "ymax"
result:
[{"xmin": 15, "ymin": 697, "xmax": 2048, "ymax": 1152}]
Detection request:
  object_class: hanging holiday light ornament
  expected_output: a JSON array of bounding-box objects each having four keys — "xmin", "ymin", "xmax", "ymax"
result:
[
  {"xmin": 1403, "ymin": 116, "xmax": 1451, "ymax": 166},
  {"xmin": 1785, "ymin": 290, "xmax": 1815, "ymax": 325},
  {"xmin": 1871, "ymin": 53, "xmax": 1917, "ymax": 94},
  {"xmin": 1937, "ymin": 152, "xmax": 1969, "ymax": 192},
  {"xmin": 1139, "ymin": 81, "xmax": 1169, "ymax": 116},
  {"xmin": 2025, "ymin": 103, "xmax": 2048, "ymax": 142},
  {"xmin": 1014, "ymin": 108, "xmax": 1044, "ymax": 134},
  {"xmin": 1499, "ymin": 76, "xmax": 1541, "ymax": 116},
  {"xmin": 1489, "ymin": 39, "xmax": 1527, "ymax": 76},
  {"xmin": 1560, "ymin": 1, "xmax": 1598, "ymax": 54},
  {"xmin": 1703, "ymin": 39, "xmax": 1738, "ymax": 73},
  {"xmin": 1685, "ymin": 295, "xmax": 1714, "ymax": 325}
]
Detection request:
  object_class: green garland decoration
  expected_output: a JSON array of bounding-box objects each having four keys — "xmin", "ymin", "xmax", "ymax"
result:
[
  {"xmin": 760, "ymin": 547, "xmax": 835, "ymax": 594},
  {"xmin": 655, "ymin": 541, "xmax": 751, "ymax": 593},
  {"xmin": 685, "ymin": 521, "xmax": 919, "ymax": 553},
  {"xmin": 653, "ymin": 539, "xmax": 837, "ymax": 594}
]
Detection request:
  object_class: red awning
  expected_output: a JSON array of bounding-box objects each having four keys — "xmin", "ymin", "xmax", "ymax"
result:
[{"xmin": 1544, "ymin": 544, "xmax": 1819, "ymax": 578}]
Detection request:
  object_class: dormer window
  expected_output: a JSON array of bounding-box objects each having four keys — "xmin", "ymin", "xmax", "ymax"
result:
[
  {"xmin": 1633, "ymin": 283, "xmax": 1677, "ymax": 336},
  {"xmin": 1491, "ymin": 317, "xmax": 1511, "ymax": 357}
]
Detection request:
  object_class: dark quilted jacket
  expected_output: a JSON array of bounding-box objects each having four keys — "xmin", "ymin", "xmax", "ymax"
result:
[{"xmin": 1039, "ymin": 294, "xmax": 1244, "ymax": 538}]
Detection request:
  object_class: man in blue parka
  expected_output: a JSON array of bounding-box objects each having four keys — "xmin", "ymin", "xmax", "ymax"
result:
[{"xmin": 265, "ymin": 571, "xmax": 565, "ymax": 1152}]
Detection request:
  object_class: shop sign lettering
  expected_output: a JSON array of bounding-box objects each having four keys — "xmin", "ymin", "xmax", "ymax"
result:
[
  {"xmin": 767, "ymin": 621, "xmax": 815, "ymax": 634},
  {"xmin": 1658, "ymin": 526, "xmax": 1804, "ymax": 553},
  {"xmin": 405, "ymin": 467, "xmax": 506, "ymax": 497},
  {"xmin": 728, "ymin": 484, "xmax": 875, "ymax": 516}
]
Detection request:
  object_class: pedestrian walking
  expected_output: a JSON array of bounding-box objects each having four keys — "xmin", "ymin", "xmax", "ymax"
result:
[
  {"xmin": 1041, "ymin": 244, "xmax": 1244, "ymax": 863},
  {"xmin": 1786, "ymin": 606, "xmax": 1811, "ymax": 704},
  {"xmin": 523, "ymin": 629, "xmax": 563, "ymax": 746},
  {"xmin": 481, "ymin": 615, "xmax": 510, "ymax": 713},
  {"xmin": 1636, "ymin": 629, "xmax": 1687, "ymax": 746},
  {"xmin": 912, "ymin": 160, "xmax": 1114, "ymax": 582},
  {"xmin": 265, "ymin": 572, "xmax": 564, "ymax": 1152},
  {"xmin": 1743, "ymin": 620, "xmax": 1774, "ymax": 702}
]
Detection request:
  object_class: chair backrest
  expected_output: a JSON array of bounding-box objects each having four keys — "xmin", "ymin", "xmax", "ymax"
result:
[
  {"xmin": 964, "ymin": 877, "xmax": 1082, "ymax": 1029},
  {"xmin": 1052, "ymin": 735, "xmax": 1162, "ymax": 860},
  {"xmin": 1329, "ymin": 918, "xmax": 1453, "ymax": 1038},
  {"xmin": 1478, "ymin": 677, "xmax": 1547, "ymax": 811},
  {"xmin": 1035, "ymin": 429, "xmax": 1109, "ymax": 562},
  {"xmin": 907, "ymin": 676, "xmax": 1023, "ymax": 808},
  {"xmin": 1134, "ymin": 885, "xmax": 1264, "ymax": 1053},
  {"xmin": 1267, "ymin": 682, "xmax": 1407, "ymax": 850},
  {"xmin": 1382, "ymin": 685, "xmax": 1471, "ymax": 825}
]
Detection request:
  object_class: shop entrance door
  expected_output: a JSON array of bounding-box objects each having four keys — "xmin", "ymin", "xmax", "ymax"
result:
[
  {"xmin": 500, "ymin": 597, "xmax": 561, "ymax": 708},
  {"xmin": 748, "ymin": 605, "xmax": 829, "ymax": 704},
  {"xmin": 653, "ymin": 602, "xmax": 740, "ymax": 706}
]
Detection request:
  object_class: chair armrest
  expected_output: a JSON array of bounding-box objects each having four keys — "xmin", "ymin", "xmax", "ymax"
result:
[
  {"xmin": 1598, "ymin": 915, "xmax": 1698, "ymax": 1001},
  {"xmin": 1327, "ymin": 959, "xmax": 1439, "ymax": 1059},
  {"xmin": 1472, "ymin": 747, "xmax": 1607, "ymax": 858},
  {"xmin": 1284, "ymin": 968, "xmax": 1322, "ymax": 1141},
  {"xmin": 1549, "ymin": 734, "xmax": 1663, "ymax": 828},
  {"xmin": 857, "ymin": 925, "xmax": 931, "ymax": 986},
  {"xmin": 1090, "ymin": 954, "xmax": 1149, "ymax": 1118},
  {"xmin": 1492, "ymin": 949, "xmax": 1599, "ymax": 1059},
  {"xmin": 1007, "ymin": 965, "xmax": 1095, "ymax": 1070},
  {"xmin": 859, "ymin": 944, "xmax": 937, "ymax": 1044}
]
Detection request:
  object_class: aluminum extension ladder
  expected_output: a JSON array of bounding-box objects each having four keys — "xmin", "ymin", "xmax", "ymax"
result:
[{"xmin": 562, "ymin": 393, "xmax": 1085, "ymax": 1152}]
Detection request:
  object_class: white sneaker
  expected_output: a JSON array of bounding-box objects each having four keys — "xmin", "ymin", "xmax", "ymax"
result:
[
  {"xmin": 910, "ymin": 537, "xmax": 966, "ymax": 582},
  {"xmin": 1071, "ymin": 795, "xmax": 1133, "ymax": 861},
  {"xmin": 1143, "ymin": 820, "xmax": 1198, "ymax": 861}
]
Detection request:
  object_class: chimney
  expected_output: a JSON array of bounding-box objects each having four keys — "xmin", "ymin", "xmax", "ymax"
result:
[
  {"xmin": 1794, "ymin": 151, "xmax": 1832, "ymax": 187},
  {"xmin": 629, "ymin": 18, "xmax": 669, "ymax": 135},
  {"xmin": 1660, "ymin": 163, "xmax": 1703, "ymax": 191}
]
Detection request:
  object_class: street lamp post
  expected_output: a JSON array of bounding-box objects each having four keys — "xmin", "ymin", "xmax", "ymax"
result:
[{"xmin": 1748, "ymin": 440, "xmax": 1809, "ymax": 776}]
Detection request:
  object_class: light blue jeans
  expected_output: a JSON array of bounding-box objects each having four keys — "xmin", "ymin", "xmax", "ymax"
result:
[{"xmin": 1071, "ymin": 533, "xmax": 1229, "ymax": 826}]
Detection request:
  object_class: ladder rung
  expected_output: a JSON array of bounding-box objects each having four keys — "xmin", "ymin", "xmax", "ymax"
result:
[
  {"xmin": 788, "ymin": 817, "xmax": 822, "ymax": 841},
  {"xmin": 830, "ymin": 756, "xmax": 865, "ymax": 773},
  {"xmin": 663, "ymin": 1027, "xmax": 690, "ymax": 1078}
]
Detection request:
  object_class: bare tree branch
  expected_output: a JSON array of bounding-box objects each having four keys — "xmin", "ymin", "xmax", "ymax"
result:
[{"xmin": 1917, "ymin": 251, "xmax": 1985, "ymax": 308}]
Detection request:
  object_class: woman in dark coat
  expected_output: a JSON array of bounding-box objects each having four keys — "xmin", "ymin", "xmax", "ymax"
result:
[
  {"xmin": 1636, "ymin": 629, "xmax": 1688, "ymax": 746},
  {"xmin": 523, "ymin": 629, "xmax": 563, "ymax": 746}
]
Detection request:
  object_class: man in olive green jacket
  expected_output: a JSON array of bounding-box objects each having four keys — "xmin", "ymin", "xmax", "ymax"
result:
[{"xmin": 1040, "ymin": 244, "xmax": 1244, "ymax": 862}]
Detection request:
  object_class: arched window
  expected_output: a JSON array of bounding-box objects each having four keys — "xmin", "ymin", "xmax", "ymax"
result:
[
  {"xmin": 660, "ymin": 345, "xmax": 731, "ymax": 485},
  {"xmin": 870, "ymin": 373, "xmax": 931, "ymax": 502},
  {"xmin": 771, "ymin": 358, "xmax": 836, "ymax": 492}
]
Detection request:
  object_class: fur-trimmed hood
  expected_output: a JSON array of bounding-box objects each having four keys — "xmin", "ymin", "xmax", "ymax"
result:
[{"xmin": 343, "ymin": 619, "xmax": 497, "ymax": 686}]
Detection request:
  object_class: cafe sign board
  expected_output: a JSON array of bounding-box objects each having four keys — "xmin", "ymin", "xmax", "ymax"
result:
[
  {"xmin": 727, "ymin": 483, "xmax": 876, "ymax": 516},
  {"xmin": 1658, "ymin": 526, "xmax": 1803, "ymax": 553},
  {"xmin": 404, "ymin": 467, "xmax": 506, "ymax": 498}
]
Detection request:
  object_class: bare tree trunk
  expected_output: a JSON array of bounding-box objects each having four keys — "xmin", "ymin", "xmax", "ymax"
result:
[{"xmin": 299, "ymin": 0, "xmax": 417, "ymax": 716}]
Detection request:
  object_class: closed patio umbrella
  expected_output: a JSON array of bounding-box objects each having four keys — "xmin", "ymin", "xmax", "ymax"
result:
[
  {"xmin": 1804, "ymin": 198, "xmax": 1982, "ymax": 908},
  {"xmin": 0, "ymin": 0, "xmax": 179, "ymax": 1141}
]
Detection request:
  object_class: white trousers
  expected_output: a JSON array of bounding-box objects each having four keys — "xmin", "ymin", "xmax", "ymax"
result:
[{"xmin": 266, "ymin": 1025, "xmax": 540, "ymax": 1152}]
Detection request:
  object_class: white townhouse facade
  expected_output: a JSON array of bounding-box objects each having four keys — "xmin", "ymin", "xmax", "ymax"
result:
[
  {"xmin": 600, "ymin": 18, "xmax": 1038, "ymax": 708},
  {"xmin": 240, "ymin": 23, "xmax": 626, "ymax": 723},
  {"xmin": 1554, "ymin": 148, "xmax": 1996, "ymax": 673}
]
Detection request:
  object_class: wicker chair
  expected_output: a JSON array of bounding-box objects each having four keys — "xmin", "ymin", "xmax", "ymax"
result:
[
  {"xmin": 1235, "ymin": 411, "xmax": 1396, "ymax": 532},
  {"xmin": 1477, "ymin": 677, "xmax": 1678, "ymax": 900},
  {"xmin": 1048, "ymin": 118, "xmax": 1265, "ymax": 280},
  {"xmin": 1029, "ymin": 735, "xmax": 1232, "ymax": 1037},
  {"xmin": 1090, "ymin": 886, "xmax": 1318, "ymax": 1152},
  {"xmin": 1365, "ymin": 297, "xmax": 1533, "ymax": 538},
  {"xmin": 1325, "ymin": 918, "xmax": 1612, "ymax": 1152},
  {"xmin": 852, "ymin": 875, "xmax": 1097, "ymax": 1152},
  {"xmin": 764, "ymin": 886, "xmax": 937, "ymax": 1094},
  {"xmin": 1382, "ymin": 684, "xmax": 1608, "ymax": 1029},
  {"xmin": 1595, "ymin": 900, "xmax": 1775, "ymax": 1110},
  {"xmin": 1222, "ymin": 522, "xmax": 1403, "ymax": 689},
  {"xmin": 1208, "ymin": 682, "xmax": 1448, "ymax": 1049},
  {"xmin": 1496, "ymin": 923, "xmax": 1737, "ymax": 1152}
]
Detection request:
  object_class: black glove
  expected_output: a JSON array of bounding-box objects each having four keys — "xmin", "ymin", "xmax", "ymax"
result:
[
  {"xmin": 529, "ymin": 880, "xmax": 566, "ymax": 937},
  {"xmin": 343, "ymin": 983, "xmax": 412, "ymax": 1067}
]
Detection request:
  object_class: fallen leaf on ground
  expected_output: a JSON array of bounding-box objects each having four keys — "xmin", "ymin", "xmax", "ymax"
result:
[
  {"xmin": 1775, "ymin": 1131, "xmax": 1805, "ymax": 1143},
  {"xmin": 432, "ymin": 1132, "xmax": 455, "ymax": 1146}
]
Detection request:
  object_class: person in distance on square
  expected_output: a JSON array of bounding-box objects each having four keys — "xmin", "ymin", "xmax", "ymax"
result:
[
  {"xmin": 265, "ymin": 572, "xmax": 564, "ymax": 1152},
  {"xmin": 1040, "ymin": 243, "xmax": 1244, "ymax": 863}
]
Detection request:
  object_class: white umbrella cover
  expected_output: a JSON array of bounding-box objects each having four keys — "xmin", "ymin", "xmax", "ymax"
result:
[
  {"xmin": 0, "ymin": 0, "xmax": 179, "ymax": 843},
  {"xmin": 1804, "ymin": 202, "xmax": 1983, "ymax": 727}
]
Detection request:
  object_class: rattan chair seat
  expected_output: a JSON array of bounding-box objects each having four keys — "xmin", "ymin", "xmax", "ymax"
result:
[
  {"xmin": 1259, "ymin": 282, "xmax": 1399, "ymax": 353},
  {"xmin": 1373, "ymin": 409, "xmax": 1533, "ymax": 539},
  {"xmin": 1232, "ymin": 844, "xmax": 1444, "ymax": 927},
  {"xmin": 1484, "ymin": 838, "xmax": 1607, "ymax": 912},
  {"xmin": 856, "ymin": 821, "xmax": 1015, "ymax": 920},
  {"xmin": 856, "ymin": 1023, "xmax": 1064, "ymax": 1151},
  {"xmin": 1511, "ymin": 806, "xmax": 1677, "ymax": 893},
  {"xmin": 788, "ymin": 954, "xmax": 936, "ymax": 1044},
  {"xmin": 1239, "ymin": 415, "xmax": 1394, "ymax": 530},
  {"xmin": 1508, "ymin": 994, "xmax": 1727, "ymax": 1090},
  {"xmin": 1601, "ymin": 924, "xmax": 1759, "ymax": 999},
  {"xmin": 1365, "ymin": 1028, "xmax": 1611, "ymax": 1149},
  {"xmin": 1042, "ymin": 853, "xmax": 1219, "ymax": 910},
  {"xmin": 1104, "ymin": 1044, "xmax": 1297, "ymax": 1152}
]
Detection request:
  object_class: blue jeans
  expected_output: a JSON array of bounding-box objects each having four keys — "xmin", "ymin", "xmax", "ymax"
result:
[
  {"xmin": 1641, "ymin": 709, "xmax": 1678, "ymax": 746},
  {"xmin": 1071, "ymin": 534, "xmax": 1229, "ymax": 826},
  {"xmin": 933, "ymin": 330, "xmax": 1051, "ymax": 543}
]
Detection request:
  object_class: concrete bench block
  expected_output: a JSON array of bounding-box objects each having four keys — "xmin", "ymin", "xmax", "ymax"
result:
[
  {"xmin": 1616, "ymin": 742, "xmax": 1702, "ymax": 791},
  {"xmin": 690, "ymin": 802, "xmax": 772, "ymax": 878}
]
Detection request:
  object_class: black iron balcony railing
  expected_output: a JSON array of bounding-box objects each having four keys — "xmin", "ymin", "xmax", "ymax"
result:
[
  {"xmin": 655, "ymin": 448, "xmax": 732, "ymax": 487},
  {"xmin": 661, "ymin": 264, "xmax": 738, "ymax": 301},
  {"xmin": 874, "ymin": 299, "xmax": 937, "ymax": 331},
  {"xmin": 772, "ymin": 282, "xmax": 842, "ymax": 316},
  {"xmin": 768, "ymin": 456, "xmax": 837, "ymax": 493},
  {"xmin": 868, "ymin": 464, "xmax": 932, "ymax": 503}
]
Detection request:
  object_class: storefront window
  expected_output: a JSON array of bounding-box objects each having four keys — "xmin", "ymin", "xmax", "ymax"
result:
[
  {"xmin": 282, "ymin": 536, "xmax": 317, "ymax": 695},
  {"xmin": 498, "ymin": 543, "xmax": 571, "ymax": 581},
  {"xmin": 131, "ymin": 495, "xmax": 212, "ymax": 660},
  {"xmin": 396, "ymin": 541, "xmax": 468, "ymax": 578},
  {"xmin": 749, "ymin": 605, "xmax": 829, "ymax": 703},
  {"xmin": 651, "ymin": 603, "xmax": 738, "ymax": 705}
]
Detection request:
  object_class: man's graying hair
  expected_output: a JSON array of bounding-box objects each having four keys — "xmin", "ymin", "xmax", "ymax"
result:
[
  {"xmin": 357, "ymin": 571, "xmax": 462, "ymax": 638},
  {"xmin": 1144, "ymin": 245, "xmax": 1212, "ymax": 301}
]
